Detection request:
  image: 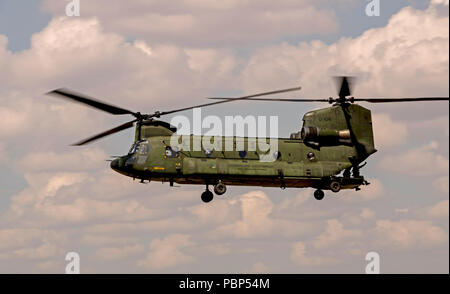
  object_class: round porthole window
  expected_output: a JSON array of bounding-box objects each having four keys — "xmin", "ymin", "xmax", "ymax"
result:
[
  {"xmin": 204, "ymin": 149, "xmax": 213, "ymax": 157},
  {"xmin": 307, "ymin": 152, "xmax": 315, "ymax": 160},
  {"xmin": 165, "ymin": 146, "xmax": 179, "ymax": 158},
  {"xmin": 273, "ymin": 151, "xmax": 281, "ymax": 160}
]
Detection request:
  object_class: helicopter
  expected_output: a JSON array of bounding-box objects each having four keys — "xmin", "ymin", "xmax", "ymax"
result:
[{"xmin": 47, "ymin": 77, "xmax": 449, "ymax": 203}]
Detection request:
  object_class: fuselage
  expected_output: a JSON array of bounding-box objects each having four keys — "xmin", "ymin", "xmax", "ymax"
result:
[
  {"xmin": 111, "ymin": 135, "xmax": 364, "ymax": 190},
  {"xmin": 110, "ymin": 103, "xmax": 376, "ymax": 191}
]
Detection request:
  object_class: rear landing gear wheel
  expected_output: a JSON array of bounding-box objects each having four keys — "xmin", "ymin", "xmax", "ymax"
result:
[
  {"xmin": 314, "ymin": 189, "xmax": 325, "ymax": 200},
  {"xmin": 214, "ymin": 182, "xmax": 227, "ymax": 195},
  {"xmin": 201, "ymin": 190, "xmax": 214, "ymax": 203},
  {"xmin": 330, "ymin": 181, "xmax": 341, "ymax": 193}
]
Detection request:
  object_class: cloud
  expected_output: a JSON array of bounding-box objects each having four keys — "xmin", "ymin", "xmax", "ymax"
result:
[
  {"xmin": 431, "ymin": 0, "xmax": 449, "ymax": 6},
  {"xmin": 378, "ymin": 141, "xmax": 449, "ymax": 176},
  {"xmin": 34, "ymin": 197, "xmax": 154, "ymax": 224},
  {"xmin": 372, "ymin": 113, "xmax": 408, "ymax": 149},
  {"xmin": 408, "ymin": 116, "xmax": 449, "ymax": 140},
  {"xmin": 8, "ymin": 242, "xmax": 60, "ymax": 260},
  {"xmin": 211, "ymin": 190, "xmax": 317, "ymax": 239},
  {"xmin": 360, "ymin": 208, "xmax": 376, "ymax": 220},
  {"xmin": 433, "ymin": 176, "xmax": 449, "ymax": 194},
  {"xmin": 218, "ymin": 191, "xmax": 274, "ymax": 238},
  {"xmin": 248, "ymin": 262, "xmax": 272, "ymax": 274},
  {"xmin": 0, "ymin": 16, "xmax": 239, "ymax": 136},
  {"xmin": 138, "ymin": 234, "xmax": 195, "ymax": 269},
  {"xmin": 7, "ymin": 172, "xmax": 87, "ymax": 211},
  {"xmin": 0, "ymin": 94, "xmax": 109, "ymax": 149},
  {"xmin": 81, "ymin": 195, "xmax": 239, "ymax": 238},
  {"xmin": 240, "ymin": 3, "xmax": 448, "ymax": 100},
  {"xmin": 95, "ymin": 244, "xmax": 145, "ymax": 261},
  {"xmin": 312, "ymin": 219, "xmax": 362, "ymax": 249},
  {"xmin": 0, "ymin": 228, "xmax": 66, "ymax": 261},
  {"xmin": 199, "ymin": 243, "xmax": 231, "ymax": 256},
  {"xmin": 2, "ymin": 169, "xmax": 158, "ymax": 225},
  {"xmin": 338, "ymin": 179, "xmax": 385, "ymax": 202},
  {"xmin": 373, "ymin": 219, "xmax": 448, "ymax": 249},
  {"xmin": 16, "ymin": 148, "xmax": 109, "ymax": 172},
  {"xmin": 41, "ymin": 0, "xmax": 338, "ymax": 47},
  {"xmin": 0, "ymin": 17, "xmax": 240, "ymax": 154},
  {"xmin": 417, "ymin": 200, "xmax": 449, "ymax": 219},
  {"xmin": 80, "ymin": 234, "xmax": 141, "ymax": 247},
  {"xmin": 0, "ymin": 141, "xmax": 5, "ymax": 162},
  {"xmin": 0, "ymin": 106, "xmax": 29, "ymax": 137},
  {"xmin": 337, "ymin": 208, "xmax": 378, "ymax": 228},
  {"xmin": 291, "ymin": 242, "xmax": 339, "ymax": 267}
]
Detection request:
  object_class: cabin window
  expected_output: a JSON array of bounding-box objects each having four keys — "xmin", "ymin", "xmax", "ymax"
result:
[
  {"xmin": 307, "ymin": 152, "xmax": 315, "ymax": 161},
  {"xmin": 238, "ymin": 150, "xmax": 247, "ymax": 158},
  {"xmin": 165, "ymin": 146, "xmax": 179, "ymax": 158},
  {"xmin": 204, "ymin": 149, "xmax": 213, "ymax": 157},
  {"xmin": 273, "ymin": 151, "xmax": 281, "ymax": 160}
]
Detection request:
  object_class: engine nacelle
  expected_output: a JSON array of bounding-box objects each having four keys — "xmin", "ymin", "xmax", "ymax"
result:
[
  {"xmin": 300, "ymin": 104, "xmax": 376, "ymax": 158},
  {"xmin": 301, "ymin": 126, "xmax": 351, "ymax": 142}
]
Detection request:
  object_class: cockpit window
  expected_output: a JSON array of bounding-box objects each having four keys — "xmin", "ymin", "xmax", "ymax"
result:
[
  {"xmin": 129, "ymin": 140, "xmax": 149, "ymax": 155},
  {"xmin": 128, "ymin": 143, "xmax": 138, "ymax": 154},
  {"xmin": 138, "ymin": 142, "xmax": 149, "ymax": 155}
]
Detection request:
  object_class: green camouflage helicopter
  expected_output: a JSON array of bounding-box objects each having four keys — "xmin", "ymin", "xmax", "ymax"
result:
[{"xmin": 47, "ymin": 77, "xmax": 449, "ymax": 203}]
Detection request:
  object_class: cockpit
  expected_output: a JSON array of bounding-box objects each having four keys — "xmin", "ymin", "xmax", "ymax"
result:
[{"xmin": 128, "ymin": 140, "xmax": 149, "ymax": 155}]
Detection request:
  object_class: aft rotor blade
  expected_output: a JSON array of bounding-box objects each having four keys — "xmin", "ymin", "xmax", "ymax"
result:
[
  {"xmin": 334, "ymin": 76, "xmax": 355, "ymax": 98},
  {"xmin": 208, "ymin": 97, "xmax": 329, "ymax": 102},
  {"xmin": 72, "ymin": 119, "xmax": 137, "ymax": 146},
  {"xmin": 153, "ymin": 86, "xmax": 302, "ymax": 117},
  {"xmin": 209, "ymin": 97, "xmax": 450, "ymax": 103},
  {"xmin": 353, "ymin": 97, "xmax": 450, "ymax": 103},
  {"xmin": 47, "ymin": 88, "xmax": 137, "ymax": 116}
]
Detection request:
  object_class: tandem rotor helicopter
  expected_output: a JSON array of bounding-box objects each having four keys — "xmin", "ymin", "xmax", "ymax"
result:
[{"xmin": 47, "ymin": 77, "xmax": 449, "ymax": 203}]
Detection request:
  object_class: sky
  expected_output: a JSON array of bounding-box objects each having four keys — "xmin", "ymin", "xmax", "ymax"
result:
[{"xmin": 0, "ymin": 0, "xmax": 448, "ymax": 273}]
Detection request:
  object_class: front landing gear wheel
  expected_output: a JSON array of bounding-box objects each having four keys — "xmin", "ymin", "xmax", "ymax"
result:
[
  {"xmin": 314, "ymin": 189, "xmax": 325, "ymax": 200},
  {"xmin": 214, "ymin": 182, "xmax": 227, "ymax": 195},
  {"xmin": 201, "ymin": 190, "xmax": 214, "ymax": 203}
]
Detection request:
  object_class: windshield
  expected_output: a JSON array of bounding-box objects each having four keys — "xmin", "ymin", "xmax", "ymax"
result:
[{"xmin": 128, "ymin": 140, "xmax": 149, "ymax": 155}]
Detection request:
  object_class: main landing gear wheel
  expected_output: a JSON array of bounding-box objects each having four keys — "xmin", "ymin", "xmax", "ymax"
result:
[
  {"xmin": 201, "ymin": 190, "xmax": 214, "ymax": 203},
  {"xmin": 314, "ymin": 189, "xmax": 325, "ymax": 200},
  {"xmin": 330, "ymin": 181, "xmax": 341, "ymax": 193},
  {"xmin": 214, "ymin": 182, "xmax": 227, "ymax": 196}
]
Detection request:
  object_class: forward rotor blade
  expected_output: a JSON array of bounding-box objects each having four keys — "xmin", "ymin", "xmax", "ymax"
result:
[
  {"xmin": 72, "ymin": 119, "xmax": 137, "ymax": 146},
  {"xmin": 153, "ymin": 86, "xmax": 302, "ymax": 117},
  {"xmin": 353, "ymin": 97, "xmax": 450, "ymax": 103},
  {"xmin": 47, "ymin": 88, "xmax": 137, "ymax": 115},
  {"xmin": 206, "ymin": 86, "xmax": 303, "ymax": 101}
]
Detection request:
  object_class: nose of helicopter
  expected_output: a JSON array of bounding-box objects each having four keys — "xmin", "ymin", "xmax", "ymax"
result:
[{"xmin": 110, "ymin": 158, "xmax": 120, "ymax": 171}]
